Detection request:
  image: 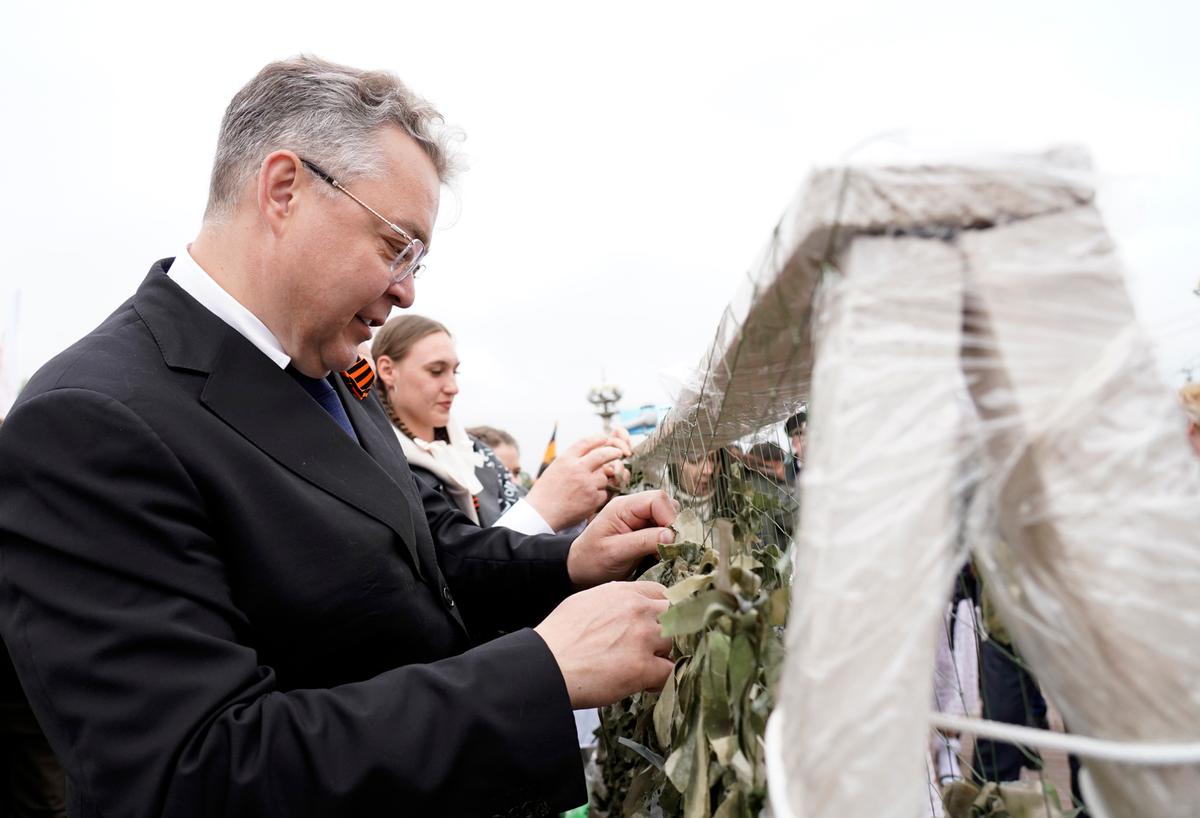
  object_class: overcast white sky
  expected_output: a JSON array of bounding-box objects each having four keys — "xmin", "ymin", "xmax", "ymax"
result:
[{"xmin": 1, "ymin": 0, "xmax": 1197, "ymax": 465}]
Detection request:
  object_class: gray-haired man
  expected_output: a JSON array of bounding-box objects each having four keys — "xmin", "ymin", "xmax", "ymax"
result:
[{"xmin": 0, "ymin": 56, "xmax": 676, "ymax": 817}]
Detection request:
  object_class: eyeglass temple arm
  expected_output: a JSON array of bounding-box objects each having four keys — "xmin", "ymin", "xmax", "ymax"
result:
[
  {"xmin": 300, "ymin": 158, "xmax": 339, "ymax": 188},
  {"xmin": 300, "ymin": 157, "xmax": 413, "ymax": 242}
]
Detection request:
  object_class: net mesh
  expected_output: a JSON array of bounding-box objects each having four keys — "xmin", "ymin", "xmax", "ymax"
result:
[{"xmin": 598, "ymin": 148, "xmax": 1200, "ymax": 818}]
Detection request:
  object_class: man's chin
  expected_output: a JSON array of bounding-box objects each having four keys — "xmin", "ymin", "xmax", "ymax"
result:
[{"xmin": 320, "ymin": 347, "xmax": 360, "ymax": 376}]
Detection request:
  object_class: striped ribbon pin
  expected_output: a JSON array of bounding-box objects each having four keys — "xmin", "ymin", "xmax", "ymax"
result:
[{"xmin": 339, "ymin": 357, "xmax": 376, "ymax": 400}]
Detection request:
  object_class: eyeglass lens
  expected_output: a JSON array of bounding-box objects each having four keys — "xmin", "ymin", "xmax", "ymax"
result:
[{"xmin": 390, "ymin": 239, "xmax": 426, "ymax": 281}]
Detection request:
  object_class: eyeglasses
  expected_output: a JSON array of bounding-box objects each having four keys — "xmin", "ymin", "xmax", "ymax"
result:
[{"xmin": 300, "ymin": 158, "xmax": 427, "ymax": 284}]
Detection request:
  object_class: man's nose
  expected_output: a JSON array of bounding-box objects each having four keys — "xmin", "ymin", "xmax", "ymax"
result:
[{"xmin": 387, "ymin": 275, "xmax": 416, "ymax": 309}]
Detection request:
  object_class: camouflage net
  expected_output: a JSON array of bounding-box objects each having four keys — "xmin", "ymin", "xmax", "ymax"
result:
[{"xmin": 591, "ymin": 462, "xmax": 792, "ymax": 818}]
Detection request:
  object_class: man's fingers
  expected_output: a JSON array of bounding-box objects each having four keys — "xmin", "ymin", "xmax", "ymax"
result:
[
  {"xmin": 631, "ymin": 581, "xmax": 667, "ymax": 599},
  {"xmin": 579, "ymin": 445, "xmax": 625, "ymax": 471},
  {"xmin": 651, "ymin": 631, "xmax": 673, "ymax": 658},
  {"xmin": 592, "ymin": 471, "xmax": 610, "ymax": 491},
  {"xmin": 646, "ymin": 490, "xmax": 678, "ymax": 528},
  {"xmin": 643, "ymin": 655, "xmax": 675, "ymax": 692},
  {"xmin": 565, "ymin": 435, "xmax": 611, "ymax": 458},
  {"xmin": 606, "ymin": 428, "xmax": 633, "ymax": 457},
  {"xmin": 607, "ymin": 528, "xmax": 674, "ymax": 564},
  {"xmin": 608, "ymin": 441, "xmax": 633, "ymax": 458},
  {"xmin": 614, "ymin": 490, "xmax": 679, "ymax": 529},
  {"xmin": 602, "ymin": 461, "xmax": 629, "ymax": 482}
]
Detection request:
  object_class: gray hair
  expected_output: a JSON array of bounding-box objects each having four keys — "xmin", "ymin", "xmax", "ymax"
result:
[{"xmin": 204, "ymin": 55, "xmax": 458, "ymax": 222}]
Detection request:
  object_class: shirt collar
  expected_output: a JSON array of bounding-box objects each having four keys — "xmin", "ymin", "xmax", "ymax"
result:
[{"xmin": 167, "ymin": 246, "xmax": 291, "ymax": 370}]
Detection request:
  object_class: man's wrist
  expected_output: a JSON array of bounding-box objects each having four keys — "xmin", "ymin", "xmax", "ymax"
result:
[
  {"xmin": 564, "ymin": 541, "xmax": 603, "ymax": 591},
  {"xmin": 524, "ymin": 489, "xmax": 568, "ymax": 532}
]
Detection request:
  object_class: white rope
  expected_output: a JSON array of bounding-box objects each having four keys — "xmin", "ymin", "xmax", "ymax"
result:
[
  {"xmin": 767, "ymin": 708, "xmax": 1200, "ymax": 818},
  {"xmin": 929, "ymin": 712, "xmax": 1200, "ymax": 766}
]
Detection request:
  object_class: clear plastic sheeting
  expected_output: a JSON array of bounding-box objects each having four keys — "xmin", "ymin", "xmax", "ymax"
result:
[
  {"xmin": 961, "ymin": 196, "xmax": 1200, "ymax": 816},
  {"xmin": 633, "ymin": 148, "xmax": 1200, "ymax": 818},
  {"xmin": 635, "ymin": 148, "xmax": 1092, "ymax": 475},
  {"xmin": 781, "ymin": 234, "xmax": 968, "ymax": 817}
]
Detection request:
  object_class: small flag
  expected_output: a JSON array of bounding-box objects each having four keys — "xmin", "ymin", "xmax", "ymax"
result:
[{"xmin": 537, "ymin": 422, "xmax": 558, "ymax": 478}]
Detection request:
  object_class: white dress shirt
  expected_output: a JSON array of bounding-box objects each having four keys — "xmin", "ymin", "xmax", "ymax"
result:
[
  {"xmin": 167, "ymin": 246, "xmax": 291, "ymax": 369},
  {"xmin": 494, "ymin": 499, "xmax": 555, "ymax": 536}
]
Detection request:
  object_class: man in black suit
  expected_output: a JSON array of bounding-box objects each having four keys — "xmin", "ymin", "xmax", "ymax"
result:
[{"xmin": 0, "ymin": 56, "xmax": 676, "ymax": 817}]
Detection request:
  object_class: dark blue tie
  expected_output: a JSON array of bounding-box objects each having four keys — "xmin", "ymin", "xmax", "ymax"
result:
[{"xmin": 286, "ymin": 365, "xmax": 358, "ymax": 441}]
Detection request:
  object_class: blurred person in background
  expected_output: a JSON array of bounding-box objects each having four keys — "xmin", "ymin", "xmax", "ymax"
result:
[
  {"xmin": 467, "ymin": 425, "xmax": 529, "ymax": 493},
  {"xmin": 743, "ymin": 441, "xmax": 788, "ymax": 484},
  {"xmin": 1180, "ymin": 383, "xmax": 1200, "ymax": 457},
  {"xmin": 926, "ymin": 566, "xmax": 980, "ymax": 815},
  {"xmin": 371, "ymin": 314, "xmax": 631, "ymax": 535},
  {"xmin": 664, "ymin": 449, "xmax": 727, "ymax": 518},
  {"xmin": 973, "ymin": 576, "xmax": 1089, "ymax": 816},
  {"xmin": 784, "ymin": 406, "xmax": 806, "ymax": 485},
  {"xmin": 737, "ymin": 441, "xmax": 797, "ymax": 549}
]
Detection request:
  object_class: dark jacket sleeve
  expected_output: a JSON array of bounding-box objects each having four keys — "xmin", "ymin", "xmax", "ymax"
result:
[
  {"xmin": 0, "ymin": 388, "xmax": 583, "ymax": 818},
  {"xmin": 409, "ymin": 467, "xmax": 578, "ymax": 638}
]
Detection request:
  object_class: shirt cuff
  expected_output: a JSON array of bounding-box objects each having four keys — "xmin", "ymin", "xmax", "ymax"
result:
[{"xmin": 494, "ymin": 498, "xmax": 555, "ymax": 536}]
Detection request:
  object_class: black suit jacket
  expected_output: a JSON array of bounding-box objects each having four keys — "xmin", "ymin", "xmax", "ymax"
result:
[
  {"xmin": 0, "ymin": 261, "xmax": 585, "ymax": 817},
  {"xmin": 410, "ymin": 449, "xmax": 509, "ymax": 530}
]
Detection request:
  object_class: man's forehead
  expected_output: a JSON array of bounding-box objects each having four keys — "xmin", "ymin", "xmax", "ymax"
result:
[
  {"xmin": 372, "ymin": 127, "xmax": 441, "ymax": 244},
  {"xmin": 366, "ymin": 182, "xmax": 436, "ymax": 248}
]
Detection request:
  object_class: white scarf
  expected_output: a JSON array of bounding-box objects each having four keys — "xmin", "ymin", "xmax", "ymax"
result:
[{"xmin": 392, "ymin": 416, "xmax": 485, "ymax": 524}]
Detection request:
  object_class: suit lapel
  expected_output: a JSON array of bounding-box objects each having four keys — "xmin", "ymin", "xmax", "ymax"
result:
[
  {"xmin": 134, "ymin": 262, "xmax": 426, "ymax": 580},
  {"xmin": 337, "ymin": 381, "xmax": 447, "ymax": 592},
  {"xmin": 338, "ymin": 383, "xmax": 412, "ymax": 489},
  {"xmin": 200, "ymin": 331, "xmax": 424, "ymax": 578}
]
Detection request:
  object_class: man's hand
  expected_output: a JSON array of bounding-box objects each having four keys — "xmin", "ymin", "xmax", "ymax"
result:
[
  {"xmin": 534, "ymin": 582, "xmax": 674, "ymax": 709},
  {"xmin": 526, "ymin": 434, "xmax": 633, "ymax": 531},
  {"xmin": 567, "ymin": 490, "xmax": 678, "ymax": 589},
  {"xmin": 601, "ymin": 426, "xmax": 634, "ymax": 489}
]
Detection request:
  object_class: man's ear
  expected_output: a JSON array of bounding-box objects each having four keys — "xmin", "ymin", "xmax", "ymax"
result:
[{"xmin": 257, "ymin": 151, "xmax": 303, "ymax": 235}]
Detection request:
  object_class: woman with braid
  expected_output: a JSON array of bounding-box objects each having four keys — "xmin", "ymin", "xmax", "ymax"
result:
[{"xmin": 370, "ymin": 314, "xmax": 630, "ymax": 535}]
